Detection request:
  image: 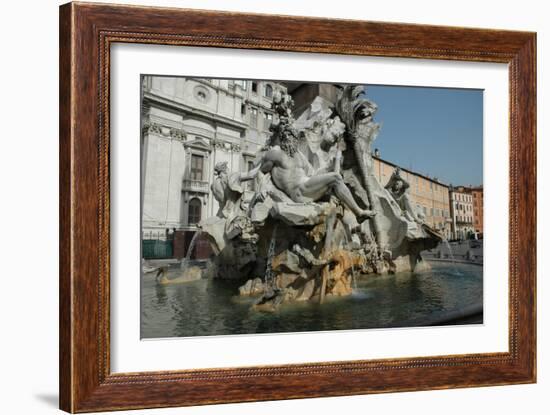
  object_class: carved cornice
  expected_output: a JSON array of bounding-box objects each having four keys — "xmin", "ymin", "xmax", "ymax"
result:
[
  {"xmin": 211, "ymin": 137, "xmax": 225, "ymax": 150},
  {"xmin": 143, "ymin": 90, "xmax": 249, "ymax": 131},
  {"xmin": 143, "ymin": 121, "xmax": 187, "ymax": 141},
  {"xmin": 211, "ymin": 138, "xmax": 242, "ymax": 152},
  {"xmin": 169, "ymin": 127, "xmax": 186, "ymax": 140},
  {"xmin": 143, "ymin": 119, "xmax": 244, "ymax": 153}
]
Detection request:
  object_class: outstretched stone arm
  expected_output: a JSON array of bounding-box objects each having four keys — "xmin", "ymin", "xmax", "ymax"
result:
[
  {"xmin": 211, "ymin": 178, "xmax": 225, "ymax": 204},
  {"xmin": 385, "ymin": 167, "xmax": 410, "ymax": 192},
  {"xmin": 292, "ymin": 244, "xmax": 328, "ymax": 266},
  {"xmin": 239, "ymin": 162, "xmax": 262, "ymax": 182}
]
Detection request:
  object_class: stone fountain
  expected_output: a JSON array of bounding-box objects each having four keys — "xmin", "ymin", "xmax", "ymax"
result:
[{"xmin": 199, "ymin": 85, "xmax": 443, "ymax": 310}]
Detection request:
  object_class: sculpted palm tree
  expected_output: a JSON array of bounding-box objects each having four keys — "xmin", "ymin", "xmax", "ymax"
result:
[{"xmin": 335, "ymin": 86, "xmax": 388, "ymax": 253}]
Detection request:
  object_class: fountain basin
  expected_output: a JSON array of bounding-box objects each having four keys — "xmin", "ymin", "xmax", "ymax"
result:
[{"xmin": 141, "ymin": 261, "xmax": 483, "ymax": 338}]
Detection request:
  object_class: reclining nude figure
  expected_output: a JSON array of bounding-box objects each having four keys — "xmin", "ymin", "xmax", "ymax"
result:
[{"xmin": 246, "ymin": 128, "xmax": 376, "ymax": 221}]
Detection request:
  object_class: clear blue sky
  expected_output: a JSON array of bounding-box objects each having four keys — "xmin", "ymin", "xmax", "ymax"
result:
[{"xmin": 365, "ymin": 84, "xmax": 483, "ymax": 186}]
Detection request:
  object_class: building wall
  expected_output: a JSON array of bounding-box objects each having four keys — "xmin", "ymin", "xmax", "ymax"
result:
[
  {"xmin": 373, "ymin": 157, "xmax": 452, "ymax": 239},
  {"xmin": 472, "ymin": 187, "xmax": 484, "ymax": 234},
  {"xmin": 449, "ymin": 187, "xmax": 476, "ymax": 240},
  {"xmin": 141, "ymin": 76, "xmax": 287, "ymax": 247}
]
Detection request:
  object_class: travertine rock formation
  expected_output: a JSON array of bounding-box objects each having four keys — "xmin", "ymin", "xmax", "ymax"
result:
[{"xmin": 199, "ymin": 86, "xmax": 442, "ymax": 310}]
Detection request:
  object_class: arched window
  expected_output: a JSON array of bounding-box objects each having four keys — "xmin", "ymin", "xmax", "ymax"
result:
[
  {"xmin": 188, "ymin": 198, "xmax": 202, "ymax": 225},
  {"xmin": 265, "ymin": 84, "xmax": 273, "ymax": 98}
]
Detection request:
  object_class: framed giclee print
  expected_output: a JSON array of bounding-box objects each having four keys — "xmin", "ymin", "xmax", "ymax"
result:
[{"xmin": 59, "ymin": 2, "xmax": 537, "ymax": 413}]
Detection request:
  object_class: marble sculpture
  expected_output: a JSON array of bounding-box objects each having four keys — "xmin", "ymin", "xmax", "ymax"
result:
[{"xmin": 199, "ymin": 85, "xmax": 442, "ymax": 310}]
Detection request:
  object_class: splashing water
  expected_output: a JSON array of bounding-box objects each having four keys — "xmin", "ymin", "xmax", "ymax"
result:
[
  {"xmin": 442, "ymin": 237, "xmax": 456, "ymax": 264},
  {"xmin": 180, "ymin": 231, "xmax": 201, "ymax": 271},
  {"xmin": 351, "ymin": 265, "xmax": 358, "ymax": 291},
  {"xmin": 441, "ymin": 237, "xmax": 463, "ymax": 277},
  {"xmin": 264, "ymin": 225, "xmax": 278, "ymax": 296},
  {"xmin": 342, "ymin": 230, "xmax": 368, "ymax": 299}
]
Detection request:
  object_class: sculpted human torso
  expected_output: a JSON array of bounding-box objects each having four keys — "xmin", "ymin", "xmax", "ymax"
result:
[
  {"xmin": 258, "ymin": 144, "xmax": 375, "ymax": 220},
  {"xmin": 261, "ymin": 146, "xmax": 314, "ymax": 202}
]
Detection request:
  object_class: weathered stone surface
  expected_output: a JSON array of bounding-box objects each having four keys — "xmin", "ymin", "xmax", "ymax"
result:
[
  {"xmin": 239, "ymin": 277, "xmax": 265, "ymax": 296},
  {"xmin": 252, "ymin": 287, "xmax": 302, "ymax": 312},
  {"xmin": 215, "ymin": 241, "xmax": 258, "ymax": 280},
  {"xmin": 307, "ymin": 223, "xmax": 326, "ymax": 243},
  {"xmin": 274, "ymin": 273, "xmax": 302, "ymax": 289},
  {"xmin": 272, "ymin": 202, "xmax": 324, "ymax": 226},
  {"xmin": 250, "ymin": 200, "xmax": 272, "ymax": 224},
  {"xmin": 295, "ymin": 96, "xmax": 335, "ymax": 131},
  {"xmin": 292, "ymin": 245, "xmax": 327, "ymax": 266},
  {"xmin": 329, "ymin": 277, "xmax": 352, "ymax": 296},
  {"xmin": 201, "ymin": 259, "xmax": 217, "ymax": 279},
  {"xmin": 199, "ymin": 216, "xmax": 226, "ymax": 253},
  {"xmin": 272, "ymin": 250, "xmax": 301, "ymax": 274},
  {"xmin": 252, "ymin": 290, "xmax": 282, "ymax": 312},
  {"xmin": 296, "ymin": 278, "xmax": 316, "ymax": 301},
  {"xmin": 225, "ymin": 215, "xmax": 256, "ymax": 241}
]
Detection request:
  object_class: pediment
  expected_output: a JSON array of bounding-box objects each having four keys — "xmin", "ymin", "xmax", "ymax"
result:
[{"xmin": 184, "ymin": 138, "xmax": 212, "ymax": 152}]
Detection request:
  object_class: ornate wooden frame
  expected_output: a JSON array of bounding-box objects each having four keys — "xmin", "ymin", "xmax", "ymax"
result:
[{"xmin": 59, "ymin": 2, "xmax": 536, "ymax": 412}]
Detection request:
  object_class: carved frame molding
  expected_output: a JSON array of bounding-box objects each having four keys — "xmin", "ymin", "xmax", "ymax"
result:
[{"xmin": 60, "ymin": 2, "xmax": 536, "ymax": 412}]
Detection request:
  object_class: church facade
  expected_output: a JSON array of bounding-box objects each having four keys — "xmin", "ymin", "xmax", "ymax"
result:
[{"xmin": 141, "ymin": 76, "xmax": 286, "ymax": 258}]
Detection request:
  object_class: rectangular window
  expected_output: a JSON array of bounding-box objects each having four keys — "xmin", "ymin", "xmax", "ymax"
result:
[
  {"xmin": 252, "ymin": 82, "xmax": 258, "ymax": 93},
  {"xmin": 241, "ymin": 103, "xmax": 246, "ymax": 115},
  {"xmin": 187, "ymin": 200, "xmax": 202, "ymax": 225},
  {"xmin": 190, "ymin": 154, "xmax": 204, "ymax": 181},
  {"xmin": 235, "ymin": 80, "xmax": 247, "ymax": 90},
  {"xmin": 264, "ymin": 113, "xmax": 273, "ymax": 130},
  {"xmin": 250, "ymin": 107, "xmax": 258, "ymax": 128}
]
